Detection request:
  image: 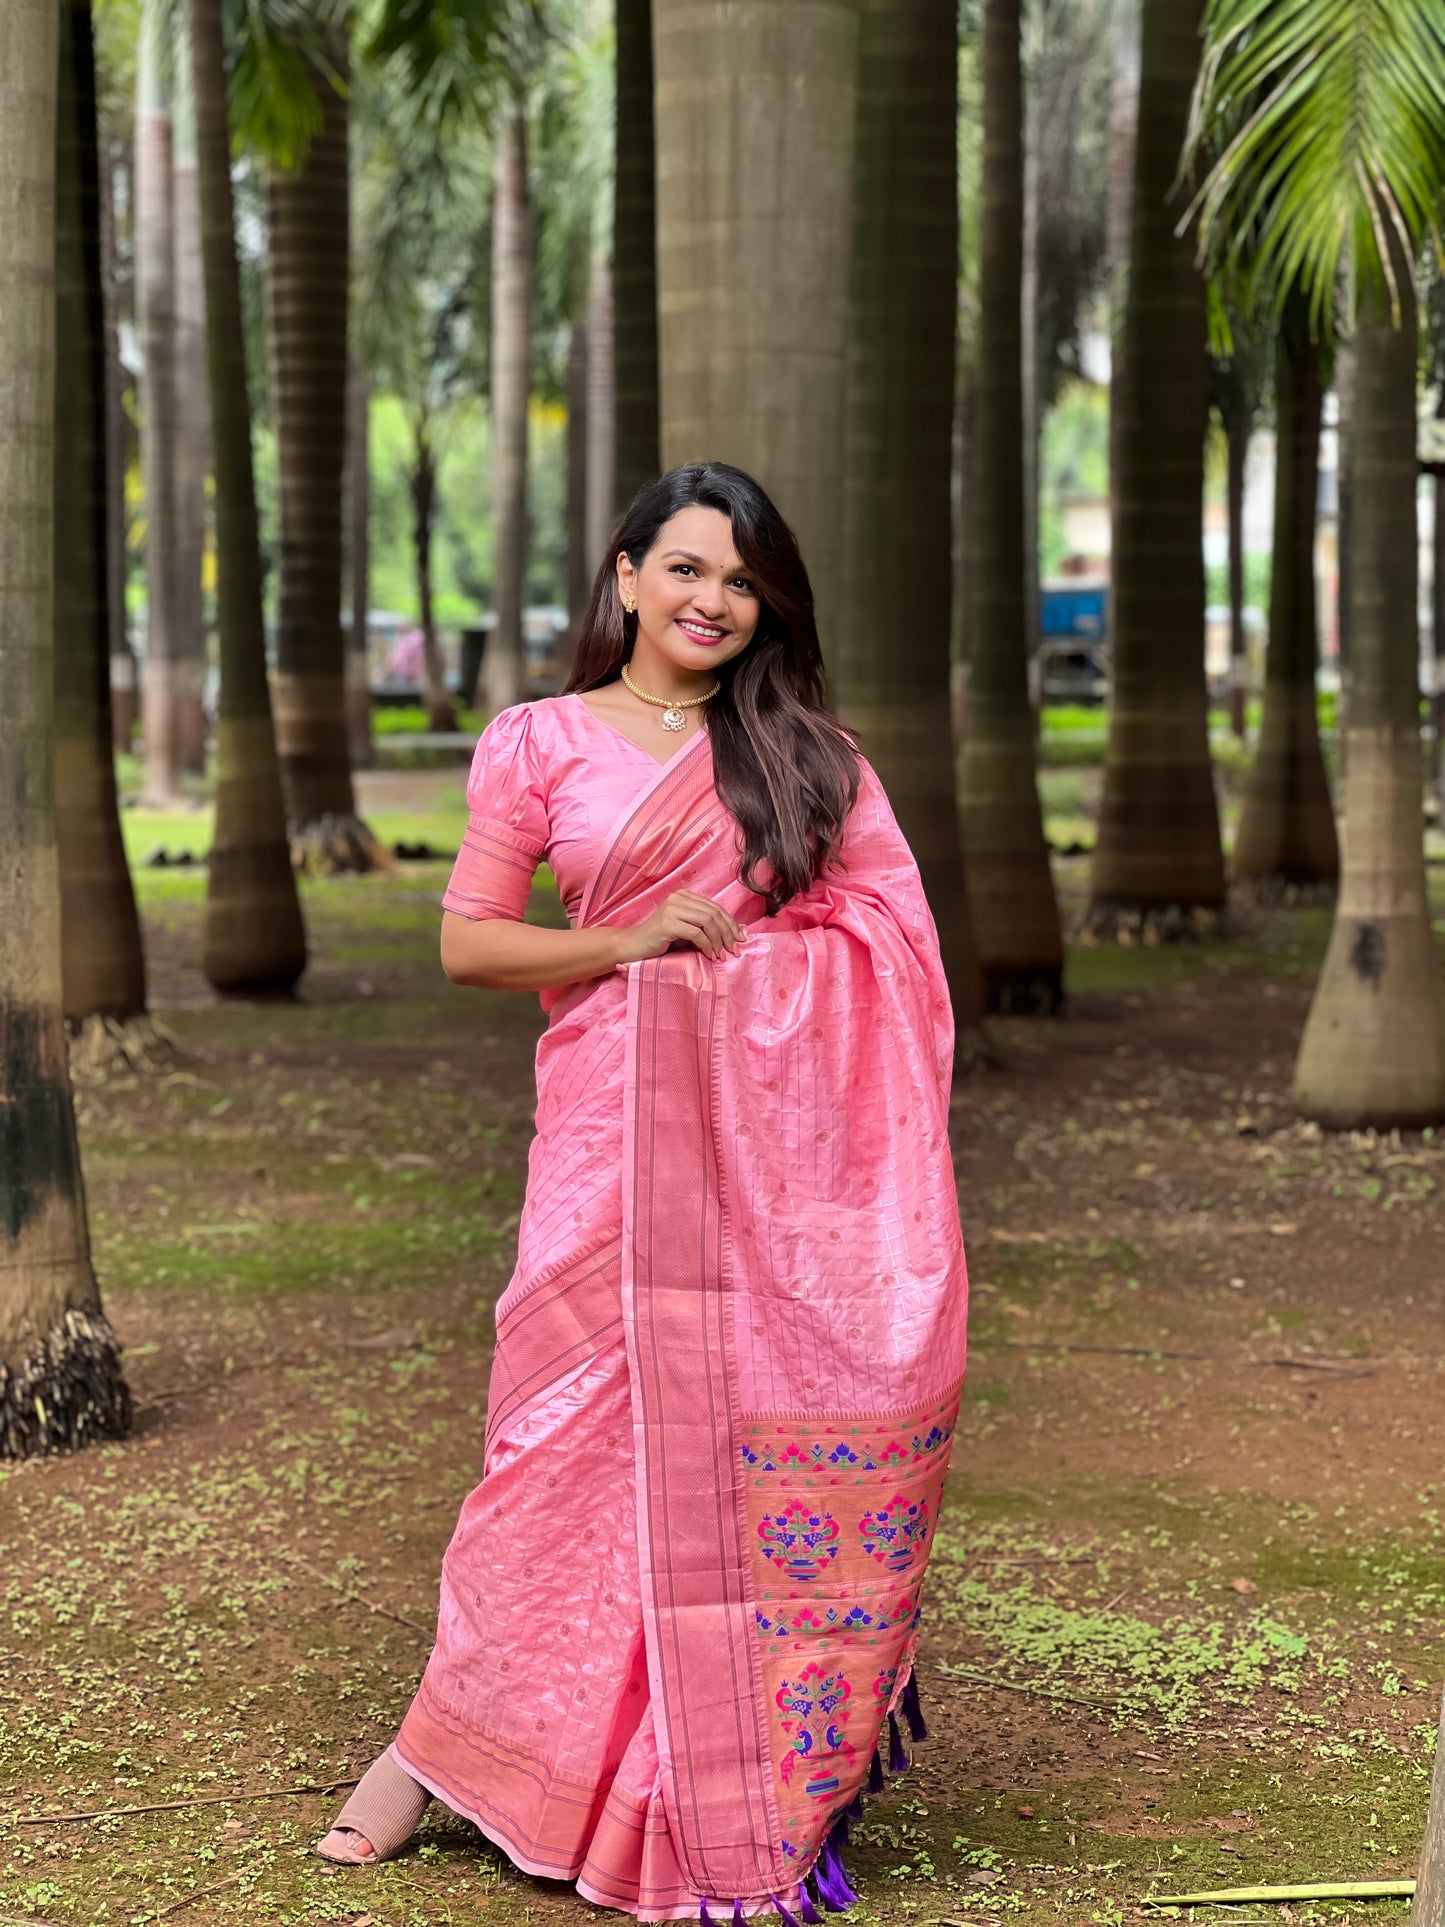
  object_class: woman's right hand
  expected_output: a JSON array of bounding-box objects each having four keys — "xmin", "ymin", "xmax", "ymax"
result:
[{"xmin": 612, "ymin": 890, "xmax": 749, "ymax": 964}]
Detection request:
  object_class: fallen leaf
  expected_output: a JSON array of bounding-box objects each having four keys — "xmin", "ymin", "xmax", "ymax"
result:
[
  {"xmin": 967, "ymin": 1869, "xmax": 1002, "ymax": 1885},
  {"xmin": 1017, "ymin": 1805, "xmax": 1035, "ymax": 1819},
  {"xmin": 1268, "ymin": 1222, "xmax": 1299, "ymax": 1237},
  {"xmin": 1231, "ymin": 1577, "xmax": 1258, "ymax": 1594}
]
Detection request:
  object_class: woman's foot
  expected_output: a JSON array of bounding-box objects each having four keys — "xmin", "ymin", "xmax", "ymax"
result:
[
  {"xmin": 314, "ymin": 1746, "xmax": 431, "ymax": 1865},
  {"xmin": 315, "ymin": 1826, "xmax": 381, "ymax": 1865}
]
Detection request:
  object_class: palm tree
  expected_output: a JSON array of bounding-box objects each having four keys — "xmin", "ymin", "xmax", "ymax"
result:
[
  {"xmin": 171, "ymin": 31, "xmax": 211, "ymax": 775},
  {"xmin": 1086, "ymin": 0, "xmax": 1225, "ymax": 940},
  {"xmin": 956, "ymin": 0, "xmax": 1064, "ymax": 1015},
  {"xmin": 1208, "ymin": 316, "xmax": 1264, "ymax": 740},
  {"xmin": 2, "ymin": 0, "xmax": 132, "ymax": 1460},
  {"xmin": 612, "ymin": 0, "xmax": 658, "ymax": 513},
  {"xmin": 836, "ymin": 0, "xmax": 986, "ymax": 1031},
  {"xmin": 653, "ymin": 0, "xmax": 859, "ymax": 648},
  {"xmin": 267, "ymin": 16, "xmax": 382, "ymax": 867},
  {"xmin": 190, "ymin": 0, "xmax": 307, "ymax": 993},
  {"xmin": 485, "ymin": 105, "xmax": 533, "ymax": 713},
  {"xmin": 55, "ymin": 0, "xmax": 160, "ymax": 1068},
  {"xmin": 344, "ymin": 354, "xmax": 374, "ymax": 766},
  {"xmin": 1230, "ymin": 293, "xmax": 1339, "ymax": 899},
  {"xmin": 1190, "ymin": 0, "xmax": 1445, "ymax": 1127},
  {"xmin": 135, "ymin": 0, "xmax": 184, "ymax": 805}
]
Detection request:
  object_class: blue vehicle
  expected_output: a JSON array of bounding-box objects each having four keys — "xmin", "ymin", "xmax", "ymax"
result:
[{"xmin": 1036, "ymin": 576, "xmax": 1110, "ymax": 706}]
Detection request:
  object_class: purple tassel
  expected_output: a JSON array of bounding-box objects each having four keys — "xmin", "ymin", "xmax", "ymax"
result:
[
  {"xmin": 845, "ymin": 1792, "xmax": 863, "ymax": 1825},
  {"xmin": 799, "ymin": 1889, "xmax": 823, "ymax": 1924},
  {"xmin": 701, "ymin": 1902, "xmax": 716, "ymax": 1927},
  {"xmin": 813, "ymin": 1830, "xmax": 858, "ymax": 1911},
  {"xmin": 888, "ymin": 1712, "xmax": 909, "ymax": 1774},
  {"xmin": 901, "ymin": 1673, "xmax": 929, "ymax": 1743},
  {"xmin": 733, "ymin": 1901, "xmax": 744, "ymax": 1927},
  {"xmin": 771, "ymin": 1894, "xmax": 802, "ymax": 1927},
  {"xmin": 867, "ymin": 1745, "xmax": 884, "ymax": 1793}
]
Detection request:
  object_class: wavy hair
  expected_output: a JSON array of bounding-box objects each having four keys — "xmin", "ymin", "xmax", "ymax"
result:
[{"xmin": 562, "ymin": 462, "xmax": 860, "ymax": 912}]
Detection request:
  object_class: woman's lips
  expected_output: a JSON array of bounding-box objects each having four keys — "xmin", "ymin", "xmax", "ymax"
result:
[{"xmin": 676, "ymin": 619, "xmax": 728, "ymax": 645}]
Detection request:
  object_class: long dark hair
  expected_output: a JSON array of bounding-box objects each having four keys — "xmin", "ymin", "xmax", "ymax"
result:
[{"xmin": 563, "ymin": 462, "xmax": 860, "ymax": 912}]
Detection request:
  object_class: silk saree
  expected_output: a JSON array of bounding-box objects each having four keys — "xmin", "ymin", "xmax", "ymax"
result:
[{"xmin": 393, "ymin": 696, "xmax": 968, "ymax": 1920}]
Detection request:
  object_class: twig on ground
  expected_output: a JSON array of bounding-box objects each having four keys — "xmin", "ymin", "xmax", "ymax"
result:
[
  {"xmin": 1141, "ymin": 1880, "xmax": 1414, "ymax": 1905},
  {"xmin": 14, "ymin": 1777, "xmax": 360, "ymax": 1826},
  {"xmin": 0, "ymin": 1912, "xmax": 67, "ymax": 1927},
  {"xmin": 151, "ymin": 1875, "xmax": 241, "ymax": 1919},
  {"xmin": 935, "ymin": 1661, "xmax": 1116, "ymax": 1710},
  {"xmin": 274, "ymin": 1547, "xmax": 432, "ymax": 1636}
]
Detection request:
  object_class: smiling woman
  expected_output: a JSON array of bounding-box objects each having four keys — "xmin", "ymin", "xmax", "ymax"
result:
[{"xmin": 315, "ymin": 462, "xmax": 969, "ymax": 1921}]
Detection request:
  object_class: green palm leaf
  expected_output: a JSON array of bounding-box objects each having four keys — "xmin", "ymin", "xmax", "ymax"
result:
[{"xmin": 1187, "ymin": 0, "xmax": 1445, "ymax": 319}]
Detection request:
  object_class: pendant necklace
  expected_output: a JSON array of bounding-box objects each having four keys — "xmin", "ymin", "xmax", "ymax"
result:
[{"xmin": 620, "ymin": 662, "xmax": 721, "ymax": 733}]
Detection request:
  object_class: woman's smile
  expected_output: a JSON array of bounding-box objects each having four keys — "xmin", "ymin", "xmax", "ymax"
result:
[{"xmin": 676, "ymin": 616, "xmax": 729, "ymax": 645}]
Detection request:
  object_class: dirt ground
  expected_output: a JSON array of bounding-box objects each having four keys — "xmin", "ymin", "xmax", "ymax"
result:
[{"xmin": 3, "ymin": 833, "xmax": 1445, "ymax": 1927}]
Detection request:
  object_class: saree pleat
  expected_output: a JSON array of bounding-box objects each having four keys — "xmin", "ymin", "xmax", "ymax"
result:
[{"xmin": 396, "ymin": 709, "xmax": 966, "ymax": 1918}]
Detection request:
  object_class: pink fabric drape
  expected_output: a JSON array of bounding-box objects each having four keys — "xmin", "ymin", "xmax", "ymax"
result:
[{"xmin": 395, "ymin": 720, "xmax": 967, "ymax": 1918}]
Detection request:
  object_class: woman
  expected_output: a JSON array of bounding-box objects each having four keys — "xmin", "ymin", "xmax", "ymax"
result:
[{"xmin": 316, "ymin": 462, "xmax": 968, "ymax": 1920}]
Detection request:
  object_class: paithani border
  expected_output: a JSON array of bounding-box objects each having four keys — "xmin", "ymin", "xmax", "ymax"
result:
[{"xmin": 625, "ymin": 951, "xmax": 785, "ymax": 1899}]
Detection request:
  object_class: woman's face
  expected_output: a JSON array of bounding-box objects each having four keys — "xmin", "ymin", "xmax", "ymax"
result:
[{"xmin": 617, "ymin": 506, "xmax": 761, "ymax": 678}]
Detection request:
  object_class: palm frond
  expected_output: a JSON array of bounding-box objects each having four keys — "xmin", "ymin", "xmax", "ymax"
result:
[
  {"xmin": 1187, "ymin": 0, "xmax": 1445, "ymax": 323},
  {"xmin": 363, "ymin": 0, "xmax": 547, "ymax": 123},
  {"xmin": 224, "ymin": 0, "xmax": 336, "ymax": 168}
]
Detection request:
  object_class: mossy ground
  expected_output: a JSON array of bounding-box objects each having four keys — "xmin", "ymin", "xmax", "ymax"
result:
[{"xmin": 4, "ymin": 774, "xmax": 1445, "ymax": 1926}]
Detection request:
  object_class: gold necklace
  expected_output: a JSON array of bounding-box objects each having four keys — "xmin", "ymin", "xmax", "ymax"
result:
[{"xmin": 620, "ymin": 662, "xmax": 721, "ymax": 733}]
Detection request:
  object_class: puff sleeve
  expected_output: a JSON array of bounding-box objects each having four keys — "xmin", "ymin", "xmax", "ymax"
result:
[{"xmin": 441, "ymin": 704, "xmax": 550, "ymax": 922}]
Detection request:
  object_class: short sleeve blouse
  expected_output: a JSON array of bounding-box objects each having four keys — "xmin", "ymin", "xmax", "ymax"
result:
[{"xmin": 442, "ymin": 705, "xmax": 550, "ymax": 923}]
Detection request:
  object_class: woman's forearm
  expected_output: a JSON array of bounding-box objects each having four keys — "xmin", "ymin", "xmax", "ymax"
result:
[{"xmin": 441, "ymin": 911, "xmax": 627, "ymax": 992}]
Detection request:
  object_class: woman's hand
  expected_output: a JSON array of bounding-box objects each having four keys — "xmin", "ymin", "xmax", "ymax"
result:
[{"xmin": 613, "ymin": 890, "xmax": 749, "ymax": 964}]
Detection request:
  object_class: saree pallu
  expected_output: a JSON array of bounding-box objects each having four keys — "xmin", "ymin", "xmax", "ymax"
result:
[{"xmin": 395, "ymin": 733, "xmax": 968, "ymax": 1919}]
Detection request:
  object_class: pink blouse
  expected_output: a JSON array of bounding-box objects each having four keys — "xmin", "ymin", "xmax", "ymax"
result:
[{"xmin": 442, "ymin": 694, "xmax": 708, "ymax": 926}]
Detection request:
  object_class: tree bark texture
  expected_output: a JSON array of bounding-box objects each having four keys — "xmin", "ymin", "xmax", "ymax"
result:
[
  {"xmin": 613, "ymin": 0, "xmax": 660, "ymax": 514},
  {"xmin": 485, "ymin": 109, "xmax": 532, "ymax": 715}
]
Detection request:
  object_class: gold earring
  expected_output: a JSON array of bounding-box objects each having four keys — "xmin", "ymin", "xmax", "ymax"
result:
[{"xmin": 624, "ymin": 593, "xmax": 637, "ymax": 615}]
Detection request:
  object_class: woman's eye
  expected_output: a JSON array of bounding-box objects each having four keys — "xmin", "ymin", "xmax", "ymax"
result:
[
  {"xmin": 731, "ymin": 579, "xmax": 755, "ymax": 595},
  {"xmin": 669, "ymin": 563, "xmax": 696, "ymax": 577}
]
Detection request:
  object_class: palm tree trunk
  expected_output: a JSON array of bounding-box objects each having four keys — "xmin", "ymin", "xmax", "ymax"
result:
[
  {"xmin": 485, "ymin": 108, "xmax": 532, "ymax": 715},
  {"xmin": 1232, "ymin": 305, "xmax": 1338, "ymax": 900},
  {"xmin": 190, "ymin": 0, "xmax": 306, "ymax": 994},
  {"xmin": 1431, "ymin": 448, "xmax": 1445, "ymax": 793},
  {"xmin": 1086, "ymin": 0, "xmax": 1224, "ymax": 939},
  {"xmin": 135, "ymin": 0, "xmax": 182, "ymax": 806},
  {"xmin": 100, "ymin": 145, "xmax": 138, "ymax": 754},
  {"xmin": 654, "ymin": 0, "xmax": 859, "ymax": 649},
  {"xmin": 411, "ymin": 428, "xmax": 455, "ymax": 733},
  {"xmin": 951, "ymin": 350, "xmax": 977, "ymax": 747},
  {"xmin": 268, "ymin": 27, "xmax": 379, "ymax": 868},
  {"xmin": 54, "ymin": 0, "xmax": 151, "ymax": 1048},
  {"xmin": 564, "ymin": 317, "xmax": 590, "ymax": 672},
  {"xmin": 831, "ymin": 0, "xmax": 986, "ymax": 1034},
  {"xmin": 2, "ymin": 0, "xmax": 131, "ymax": 1460},
  {"xmin": 956, "ymin": 0, "xmax": 1063, "ymax": 1015},
  {"xmin": 1225, "ymin": 411, "xmax": 1248, "ymax": 738},
  {"xmin": 585, "ymin": 248, "xmax": 616, "ymax": 572},
  {"xmin": 171, "ymin": 41, "xmax": 210, "ymax": 776},
  {"xmin": 613, "ymin": 0, "xmax": 659, "ymax": 514},
  {"xmin": 345, "ymin": 355, "xmax": 373, "ymax": 766},
  {"xmin": 1106, "ymin": 0, "xmax": 1139, "ymax": 563},
  {"xmin": 1334, "ymin": 337, "xmax": 1357, "ymax": 737},
  {"xmin": 1293, "ymin": 266, "xmax": 1445, "ymax": 1128}
]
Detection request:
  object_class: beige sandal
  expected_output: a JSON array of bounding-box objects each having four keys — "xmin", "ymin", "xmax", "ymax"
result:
[{"xmin": 314, "ymin": 1746, "xmax": 431, "ymax": 1865}]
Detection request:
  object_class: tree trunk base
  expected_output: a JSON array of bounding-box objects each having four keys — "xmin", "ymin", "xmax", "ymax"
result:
[
  {"xmin": 985, "ymin": 965, "xmax": 1065, "ymax": 1016},
  {"xmin": 950, "ymin": 1022, "xmax": 998, "ymax": 1083},
  {"xmin": 0, "ymin": 1307, "xmax": 132, "ymax": 1460},
  {"xmin": 1231, "ymin": 874, "xmax": 1338, "ymax": 910},
  {"xmin": 68, "ymin": 1012, "xmax": 176, "ymax": 1079},
  {"xmin": 288, "ymin": 813, "xmax": 391, "ymax": 877},
  {"xmin": 1079, "ymin": 901, "xmax": 1226, "ymax": 946}
]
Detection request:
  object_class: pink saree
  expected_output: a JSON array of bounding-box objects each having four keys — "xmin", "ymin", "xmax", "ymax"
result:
[{"xmin": 394, "ymin": 699, "xmax": 968, "ymax": 1919}]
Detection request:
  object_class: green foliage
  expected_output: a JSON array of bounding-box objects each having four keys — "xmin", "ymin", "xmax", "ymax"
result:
[{"xmin": 1189, "ymin": 0, "xmax": 1445, "ymax": 320}]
